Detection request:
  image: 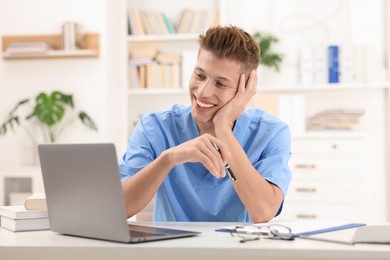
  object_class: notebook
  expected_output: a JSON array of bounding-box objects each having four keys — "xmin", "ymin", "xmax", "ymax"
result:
[{"xmin": 38, "ymin": 143, "xmax": 200, "ymax": 243}]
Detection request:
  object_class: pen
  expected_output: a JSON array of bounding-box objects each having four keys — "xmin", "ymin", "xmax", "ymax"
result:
[{"xmin": 213, "ymin": 143, "xmax": 237, "ymax": 182}]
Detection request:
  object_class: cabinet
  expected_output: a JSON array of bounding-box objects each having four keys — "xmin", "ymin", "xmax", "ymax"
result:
[
  {"xmin": 1, "ymin": 33, "xmax": 99, "ymax": 59},
  {"xmin": 257, "ymin": 85, "xmax": 389, "ymax": 223}
]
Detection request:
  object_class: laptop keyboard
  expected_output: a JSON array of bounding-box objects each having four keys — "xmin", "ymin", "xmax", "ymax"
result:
[{"xmin": 129, "ymin": 229, "xmax": 164, "ymax": 238}]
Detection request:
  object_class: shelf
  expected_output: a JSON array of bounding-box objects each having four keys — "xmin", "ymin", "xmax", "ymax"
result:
[
  {"xmin": 292, "ymin": 131, "xmax": 367, "ymax": 140},
  {"xmin": 128, "ymin": 88, "xmax": 188, "ymax": 95},
  {"xmin": 2, "ymin": 33, "xmax": 99, "ymax": 60},
  {"xmin": 258, "ymin": 83, "xmax": 390, "ymax": 93},
  {"xmin": 128, "ymin": 33, "xmax": 199, "ymax": 42}
]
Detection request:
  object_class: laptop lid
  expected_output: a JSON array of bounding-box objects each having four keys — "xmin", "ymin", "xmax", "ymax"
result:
[{"xmin": 38, "ymin": 143, "xmax": 200, "ymax": 243}]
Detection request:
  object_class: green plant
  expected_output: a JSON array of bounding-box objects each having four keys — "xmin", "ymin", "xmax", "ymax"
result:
[
  {"xmin": 0, "ymin": 91, "xmax": 98, "ymax": 143},
  {"xmin": 253, "ymin": 32, "xmax": 283, "ymax": 72}
]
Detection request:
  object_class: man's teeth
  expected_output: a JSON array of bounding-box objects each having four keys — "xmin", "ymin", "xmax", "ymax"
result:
[{"xmin": 197, "ymin": 100, "xmax": 215, "ymax": 108}]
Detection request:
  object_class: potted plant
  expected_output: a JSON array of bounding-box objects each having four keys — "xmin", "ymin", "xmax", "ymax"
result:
[
  {"xmin": 0, "ymin": 91, "xmax": 97, "ymax": 143},
  {"xmin": 253, "ymin": 32, "xmax": 283, "ymax": 72}
]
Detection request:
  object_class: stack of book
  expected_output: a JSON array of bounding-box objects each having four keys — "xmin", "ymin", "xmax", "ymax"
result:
[
  {"xmin": 306, "ymin": 109, "xmax": 364, "ymax": 131},
  {"xmin": 5, "ymin": 42, "xmax": 54, "ymax": 56},
  {"xmin": 0, "ymin": 193, "xmax": 49, "ymax": 232}
]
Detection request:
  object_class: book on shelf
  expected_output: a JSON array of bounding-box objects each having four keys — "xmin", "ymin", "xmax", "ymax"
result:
[
  {"xmin": 5, "ymin": 41, "xmax": 54, "ymax": 55},
  {"xmin": 1, "ymin": 215, "xmax": 50, "ymax": 232},
  {"xmin": 24, "ymin": 192, "xmax": 47, "ymax": 211},
  {"xmin": 128, "ymin": 9, "xmax": 176, "ymax": 35},
  {"xmin": 177, "ymin": 9, "xmax": 219, "ymax": 34},
  {"xmin": 328, "ymin": 45, "xmax": 340, "ymax": 83},
  {"xmin": 155, "ymin": 52, "xmax": 182, "ymax": 64}
]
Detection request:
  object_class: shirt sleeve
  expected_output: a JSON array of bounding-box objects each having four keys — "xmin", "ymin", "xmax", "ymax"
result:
[
  {"xmin": 119, "ymin": 115, "xmax": 156, "ymax": 181},
  {"xmin": 254, "ymin": 124, "xmax": 292, "ymax": 203}
]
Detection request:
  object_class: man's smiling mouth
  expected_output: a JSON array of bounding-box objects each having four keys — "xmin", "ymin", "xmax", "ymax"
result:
[{"xmin": 195, "ymin": 97, "xmax": 216, "ymax": 108}]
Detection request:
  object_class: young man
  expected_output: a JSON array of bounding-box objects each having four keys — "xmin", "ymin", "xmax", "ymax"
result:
[{"xmin": 120, "ymin": 25, "xmax": 291, "ymax": 223}]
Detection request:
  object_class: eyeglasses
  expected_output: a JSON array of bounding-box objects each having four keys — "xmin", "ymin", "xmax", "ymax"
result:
[{"xmin": 230, "ymin": 224, "xmax": 294, "ymax": 243}]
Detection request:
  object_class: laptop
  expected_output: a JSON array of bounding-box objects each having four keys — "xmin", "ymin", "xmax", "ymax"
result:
[{"xmin": 37, "ymin": 143, "xmax": 200, "ymax": 243}]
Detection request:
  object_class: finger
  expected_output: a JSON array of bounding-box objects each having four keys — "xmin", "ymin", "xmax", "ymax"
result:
[
  {"xmin": 209, "ymin": 142, "xmax": 227, "ymax": 178},
  {"xmin": 238, "ymin": 73, "xmax": 246, "ymax": 94},
  {"xmin": 212, "ymin": 140, "xmax": 232, "ymax": 167},
  {"xmin": 247, "ymin": 69, "xmax": 257, "ymax": 94},
  {"xmin": 198, "ymin": 152, "xmax": 220, "ymax": 178}
]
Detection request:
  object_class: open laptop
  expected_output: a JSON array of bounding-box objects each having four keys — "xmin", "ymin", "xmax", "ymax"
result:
[{"xmin": 37, "ymin": 143, "xmax": 200, "ymax": 243}]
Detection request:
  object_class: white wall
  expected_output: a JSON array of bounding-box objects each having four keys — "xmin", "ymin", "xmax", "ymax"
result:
[
  {"xmin": 222, "ymin": 0, "xmax": 385, "ymax": 85},
  {"xmin": 0, "ymin": 0, "xmax": 127, "ymax": 166},
  {"xmin": 0, "ymin": 0, "xmax": 386, "ymax": 166}
]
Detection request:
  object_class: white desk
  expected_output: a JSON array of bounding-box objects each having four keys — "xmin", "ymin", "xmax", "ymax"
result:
[{"xmin": 1, "ymin": 222, "xmax": 390, "ymax": 260}]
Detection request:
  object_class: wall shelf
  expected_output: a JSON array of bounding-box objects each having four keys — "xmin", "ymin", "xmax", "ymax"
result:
[{"xmin": 1, "ymin": 33, "xmax": 100, "ymax": 59}]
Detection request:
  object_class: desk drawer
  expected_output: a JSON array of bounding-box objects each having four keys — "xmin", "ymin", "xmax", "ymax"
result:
[
  {"xmin": 291, "ymin": 139, "xmax": 364, "ymax": 155},
  {"xmin": 289, "ymin": 156, "xmax": 362, "ymax": 175},
  {"xmin": 286, "ymin": 181, "xmax": 359, "ymax": 202},
  {"xmin": 281, "ymin": 203, "xmax": 359, "ymax": 221}
]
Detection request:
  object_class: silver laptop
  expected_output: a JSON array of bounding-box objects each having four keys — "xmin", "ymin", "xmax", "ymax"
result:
[{"xmin": 38, "ymin": 143, "xmax": 200, "ymax": 243}]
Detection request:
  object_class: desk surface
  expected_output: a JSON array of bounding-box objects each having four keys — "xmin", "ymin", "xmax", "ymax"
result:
[{"xmin": 1, "ymin": 221, "xmax": 390, "ymax": 260}]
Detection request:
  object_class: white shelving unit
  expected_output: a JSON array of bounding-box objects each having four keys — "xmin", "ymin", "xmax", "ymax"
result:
[
  {"xmin": 255, "ymin": 85, "xmax": 390, "ymax": 222},
  {"xmin": 126, "ymin": 0, "xmax": 221, "ymax": 134},
  {"xmin": 125, "ymin": 0, "xmax": 390, "ymax": 222}
]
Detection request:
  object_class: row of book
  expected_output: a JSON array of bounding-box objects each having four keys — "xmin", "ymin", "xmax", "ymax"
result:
[
  {"xmin": 298, "ymin": 45, "xmax": 383, "ymax": 85},
  {"xmin": 0, "ymin": 193, "xmax": 48, "ymax": 232},
  {"xmin": 129, "ymin": 62, "xmax": 181, "ymax": 89},
  {"xmin": 128, "ymin": 8, "xmax": 219, "ymax": 35},
  {"xmin": 128, "ymin": 47, "xmax": 197, "ymax": 89}
]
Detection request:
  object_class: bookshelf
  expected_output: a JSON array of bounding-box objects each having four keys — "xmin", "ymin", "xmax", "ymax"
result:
[
  {"xmin": 126, "ymin": 0, "xmax": 220, "ymax": 134},
  {"xmin": 1, "ymin": 33, "xmax": 100, "ymax": 59}
]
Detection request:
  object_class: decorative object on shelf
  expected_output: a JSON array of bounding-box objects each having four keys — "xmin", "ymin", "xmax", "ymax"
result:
[
  {"xmin": 61, "ymin": 21, "xmax": 84, "ymax": 51},
  {"xmin": 0, "ymin": 91, "xmax": 98, "ymax": 143},
  {"xmin": 253, "ymin": 32, "xmax": 283, "ymax": 72}
]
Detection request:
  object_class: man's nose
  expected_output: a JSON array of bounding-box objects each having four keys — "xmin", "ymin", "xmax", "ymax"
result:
[{"xmin": 197, "ymin": 80, "xmax": 212, "ymax": 97}]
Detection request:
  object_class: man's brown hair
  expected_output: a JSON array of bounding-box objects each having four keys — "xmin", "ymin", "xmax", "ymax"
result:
[{"xmin": 199, "ymin": 25, "xmax": 260, "ymax": 71}]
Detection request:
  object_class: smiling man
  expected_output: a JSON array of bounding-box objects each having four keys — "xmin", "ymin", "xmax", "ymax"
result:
[{"xmin": 120, "ymin": 25, "xmax": 291, "ymax": 223}]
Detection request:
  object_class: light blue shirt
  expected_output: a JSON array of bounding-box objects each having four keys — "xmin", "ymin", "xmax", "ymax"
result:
[{"xmin": 119, "ymin": 105, "xmax": 291, "ymax": 222}]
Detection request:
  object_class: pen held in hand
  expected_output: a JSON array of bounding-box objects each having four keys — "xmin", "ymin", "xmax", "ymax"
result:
[{"xmin": 213, "ymin": 143, "xmax": 237, "ymax": 182}]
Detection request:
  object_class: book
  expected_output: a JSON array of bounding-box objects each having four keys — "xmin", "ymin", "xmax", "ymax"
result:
[
  {"xmin": 1, "ymin": 215, "xmax": 50, "ymax": 232},
  {"xmin": 24, "ymin": 192, "xmax": 47, "ymax": 210},
  {"xmin": 0, "ymin": 205, "xmax": 48, "ymax": 219},
  {"xmin": 328, "ymin": 45, "xmax": 339, "ymax": 83}
]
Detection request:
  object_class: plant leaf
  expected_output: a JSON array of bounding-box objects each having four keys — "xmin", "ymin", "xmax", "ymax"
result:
[
  {"xmin": 0, "ymin": 116, "xmax": 20, "ymax": 136},
  {"xmin": 32, "ymin": 92, "xmax": 66, "ymax": 126},
  {"xmin": 78, "ymin": 112, "xmax": 98, "ymax": 131}
]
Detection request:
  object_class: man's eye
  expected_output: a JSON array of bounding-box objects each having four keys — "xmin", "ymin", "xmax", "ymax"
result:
[
  {"xmin": 196, "ymin": 74, "xmax": 205, "ymax": 80},
  {"xmin": 216, "ymin": 82, "xmax": 226, "ymax": 88}
]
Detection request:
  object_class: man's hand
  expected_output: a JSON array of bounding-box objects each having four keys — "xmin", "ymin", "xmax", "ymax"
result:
[
  {"xmin": 213, "ymin": 69, "xmax": 258, "ymax": 130},
  {"xmin": 166, "ymin": 133, "xmax": 232, "ymax": 178}
]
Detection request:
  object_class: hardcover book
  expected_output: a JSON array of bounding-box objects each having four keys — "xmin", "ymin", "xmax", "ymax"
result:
[{"xmin": 24, "ymin": 192, "xmax": 47, "ymax": 210}]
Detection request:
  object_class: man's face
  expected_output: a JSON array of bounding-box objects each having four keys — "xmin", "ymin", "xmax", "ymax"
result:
[{"xmin": 189, "ymin": 49, "xmax": 243, "ymax": 127}]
